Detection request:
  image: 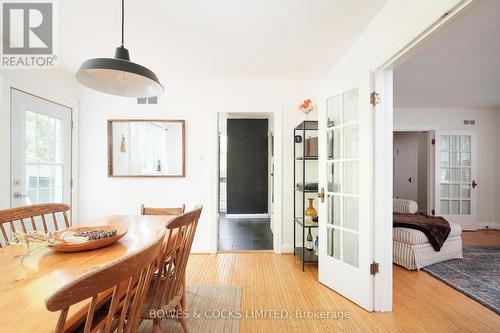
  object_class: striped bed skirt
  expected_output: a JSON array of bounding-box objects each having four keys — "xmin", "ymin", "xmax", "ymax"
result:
[{"xmin": 393, "ymin": 236, "xmax": 463, "ymax": 270}]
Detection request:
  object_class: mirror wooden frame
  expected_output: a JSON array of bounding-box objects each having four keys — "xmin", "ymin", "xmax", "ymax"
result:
[{"xmin": 107, "ymin": 119, "xmax": 185, "ymax": 177}]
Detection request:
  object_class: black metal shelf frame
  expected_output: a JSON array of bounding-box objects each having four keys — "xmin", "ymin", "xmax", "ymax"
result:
[{"xmin": 293, "ymin": 120, "xmax": 319, "ymax": 270}]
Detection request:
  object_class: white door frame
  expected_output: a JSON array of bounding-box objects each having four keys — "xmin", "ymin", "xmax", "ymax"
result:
[
  {"xmin": 372, "ymin": 0, "xmax": 472, "ymax": 311},
  {"xmin": 210, "ymin": 106, "xmax": 283, "ymax": 254}
]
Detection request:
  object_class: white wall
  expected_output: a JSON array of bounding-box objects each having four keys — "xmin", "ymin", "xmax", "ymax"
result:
[
  {"xmin": 394, "ymin": 107, "xmax": 498, "ymax": 229},
  {"xmin": 78, "ymin": 80, "xmax": 318, "ymax": 252},
  {"xmin": 0, "ymin": 69, "xmax": 79, "ymax": 219}
]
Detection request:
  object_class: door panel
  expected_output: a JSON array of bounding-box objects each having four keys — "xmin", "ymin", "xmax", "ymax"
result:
[
  {"xmin": 393, "ymin": 140, "xmax": 417, "ymax": 201},
  {"xmin": 319, "ymin": 72, "xmax": 374, "ymax": 311},
  {"xmin": 10, "ymin": 89, "xmax": 71, "ymax": 208},
  {"xmin": 226, "ymin": 119, "xmax": 268, "ymax": 214},
  {"xmin": 435, "ymin": 130, "xmax": 477, "ymax": 229}
]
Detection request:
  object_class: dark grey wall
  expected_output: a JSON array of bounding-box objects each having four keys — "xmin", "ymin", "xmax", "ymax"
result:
[{"xmin": 227, "ymin": 119, "xmax": 268, "ymax": 214}]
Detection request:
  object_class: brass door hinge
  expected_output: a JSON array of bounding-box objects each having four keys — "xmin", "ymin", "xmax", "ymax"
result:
[
  {"xmin": 370, "ymin": 92, "xmax": 380, "ymax": 106},
  {"xmin": 431, "ymin": 209, "xmax": 435, "ymax": 216},
  {"xmin": 431, "ymin": 139, "xmax": 436, "ymax": 145},
  {"xmin": 370, "ymin": 262, "xmax": 379, "ymax": 275}
]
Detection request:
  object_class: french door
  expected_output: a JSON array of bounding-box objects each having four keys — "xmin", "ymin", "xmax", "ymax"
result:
[
  {"xmin": 434, "ymin": 130, "xmax": 477, "ymax": 229},
  {"xmin": 318, "ymin": 72, "xmax": 374, "ymax": 311},
  {"xmin": 10, "ymin": 89, "xmax": 72, "ymax": 208}
]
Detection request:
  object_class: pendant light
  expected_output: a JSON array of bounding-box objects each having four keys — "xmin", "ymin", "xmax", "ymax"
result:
[{"xmin": 75, "ymin": 0, "xmax": 164, "ymax": 98}]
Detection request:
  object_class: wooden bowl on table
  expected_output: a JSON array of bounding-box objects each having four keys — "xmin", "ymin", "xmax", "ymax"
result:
[{"xmin": 48, "ymin": 225, "xmax": 128, "ymax": 252}]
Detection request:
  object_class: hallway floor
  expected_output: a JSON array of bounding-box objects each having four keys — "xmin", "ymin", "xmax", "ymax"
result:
[{"xmin": 218, "ymin": 213, "xmax": 273, "ymax": 250}]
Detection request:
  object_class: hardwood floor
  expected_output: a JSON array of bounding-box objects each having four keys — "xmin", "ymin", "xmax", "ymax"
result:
[
  {"xmin": 462, "ymin": 229, "xmax": 500, "ymax": 246},
  {"xmin": 185, "ymin": 231, "xmax": 500, "ymax": 332}
]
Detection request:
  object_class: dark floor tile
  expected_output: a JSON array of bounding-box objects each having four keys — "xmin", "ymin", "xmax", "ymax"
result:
[
  {"xmin": 233, "ymin": 234, "xmax": 252, "ymax": 245},
  {"xmin": 232, "ymin": 239, "xmax": 253, "ymax": 248},
  {"xmin": 253, "ymin": 230, "xmax": 273, "ymax": 241},
  {"xmin": 253, "ymin": 239, "xmax": 273, "ymax": 250}
]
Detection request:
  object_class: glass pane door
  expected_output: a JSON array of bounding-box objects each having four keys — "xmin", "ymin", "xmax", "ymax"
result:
[
  {"xmin": 435, "ymin": 131, "xmax": 477, "ymax": 229},
  {"xmin": 25, "ymin": 111, "xmax": 64, "ymax": 204},
  {"xmin": 326, "ymin": 88, "xmax": 360, "ymax": 267},
  {"xmin": 10, "ymin": 89, "xmax": 71, "ymax": 209}
]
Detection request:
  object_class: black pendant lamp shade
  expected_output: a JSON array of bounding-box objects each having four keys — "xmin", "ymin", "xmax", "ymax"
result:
[{"xmin": 75, "ymin": 0, "xmax": 163, "ymax": 98}]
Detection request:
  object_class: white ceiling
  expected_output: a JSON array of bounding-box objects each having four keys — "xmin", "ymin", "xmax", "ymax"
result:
[
  {"xmin": 394, "ymin": 0, "xmax": 500, "ymax": 109},
  {"xmin": 58, "ymin": 0, "xmax": 386, "ymax": 81}
]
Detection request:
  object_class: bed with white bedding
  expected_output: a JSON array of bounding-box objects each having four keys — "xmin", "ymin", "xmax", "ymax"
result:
[{"xmin": 392, "ymin": 199, "xmax": 463, "ymax": 270}]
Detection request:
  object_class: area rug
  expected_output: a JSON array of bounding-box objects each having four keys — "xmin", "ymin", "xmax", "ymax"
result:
[
  {"xmin": 138, "ymin": 285, "xmax": 241, "ymax": 333},
  {"xmin": 422, "ymin": 245, "xmax": 500, "ymax": 314}
]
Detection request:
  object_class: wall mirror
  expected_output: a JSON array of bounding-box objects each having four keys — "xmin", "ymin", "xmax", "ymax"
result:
[{"xmin": 108, "ymin": 119, "xmax": 185, "ymax": 177}]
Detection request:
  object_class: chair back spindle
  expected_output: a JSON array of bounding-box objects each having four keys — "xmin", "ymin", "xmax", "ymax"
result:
[
  {"xmin": 140, "ymin": 204, "xmax": 186, "ymax": 216},
  {"xmin": 46, "ymin": 230, "xmax": 164, "ymax": 333},
  {"xmin": 0, "ymin": 203, "xmax": 71, "ymax": 247}
]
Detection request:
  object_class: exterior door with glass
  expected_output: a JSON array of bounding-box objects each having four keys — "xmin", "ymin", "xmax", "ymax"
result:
[
  {"xmin": 318, "ymin": 73, "xmax": 374, "ymax": 311},
  {"xmin": 10, "ymin": 89, "xmax": 72, "ymax": 208},
  {"xmin": 435, "ymin": 130, "xmax": 477, "ymax": 229}
]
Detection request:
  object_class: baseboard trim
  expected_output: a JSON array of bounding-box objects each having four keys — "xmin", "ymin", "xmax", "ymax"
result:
[
  {"xmin": 477, "ymin": 222, "xmax": 500, "ymax": 230},
  {"xmin": 225, "ymin": 214, "xmax": 269, "ymax": 219},
  {"xmin": 280, "ymin": 243, "xmax": 294, "ymax": 253}
]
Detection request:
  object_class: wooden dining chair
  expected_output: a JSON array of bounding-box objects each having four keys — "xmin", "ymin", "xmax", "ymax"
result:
[
  {"xmin": 140, "ymin": 204, "xmax": 186, "ymax": 216},
  {"xmin": 45, "ymin": 230, "xmax": 165, "ymax": 333},
  {"xmin": 0, "ymin": 203, "xmax": 71, "ymax": 247},
  {"xmin": 141, "ymin": 205, "xmax": 203, "ymax": 333}
]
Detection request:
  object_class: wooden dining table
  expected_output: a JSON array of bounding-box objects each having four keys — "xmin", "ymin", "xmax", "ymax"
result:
[{"xmin": 0, "ymin": 214, "xmax": 174, "ymax": 333}]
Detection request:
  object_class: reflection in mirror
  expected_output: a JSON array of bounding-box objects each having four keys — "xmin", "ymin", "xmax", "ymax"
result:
[{"xmin": 108, "ymin": 120, "xmax": 185, "ymax": 177}]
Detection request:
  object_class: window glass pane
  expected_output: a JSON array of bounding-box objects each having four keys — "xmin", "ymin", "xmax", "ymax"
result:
[
  {"xmin": 39, "ymin": 188, "xmax": 51, "ymax": 203},
  {"xmin": 27, "ymin": 189, "xmax": 38, "ymax": 205},
  {"xmin": 328, "ymin": 163, "xmax": 341, "ymax": 192},
  {"xmin": 440, "ymin": 184, "xmax": 449, "ymax": 198},
  {"xmin": 440, "ymin": 152, "xmax": 449, "ymax": 166},
  {"xmin": 450, "ymin": 200, "xmax": 460, "ymax": 215},
  {"xmin": 440, "ymin": 136, "xmax": 449, "ymax": 151},
  {"xmin": 342, "ymin": 231, "xmax": 359, "ymax": 267},
  {"xmin": 450, "ymin": 168, "xmax": 460, "ymax": 182},
  {"xmin": 461, "ymin": 152, "xmax": 471, "ymax": 166},
  {"xmin": 327, "ymin": 95, "xmax": 342, "ymax": 128},
  {"xmin": 343, "ymin": 125, "xmax": 358, "ymax": 159},
  {"xmin": 327, "ymin": 130, "xmax": 341, "ymax": 160},
  {"xmin": 461, "ymin": 184, "xmax": 471, "ymax": 198},
  {"xmin": 343, "ymin": 89, "xmax": 358, "ymax": 123},
  {"xmin": 27, "ymin": 164, "xmax": 39, "ymax": 189},
  {"xmin": 450, "ymin": 184, "xmax": 460, "ymax": 199},
  {"xmin": 327, "ymin": 195, "xmax": 341, "ymax": 226},
  {"xmin": 461, "ymin": 200, "xmax": 471, "ymax": 215},
  {"xmin": 440, "ymin": 168, "xmax": 449, "ymax": 183},
  {"xmin": 461, "ymin": 135, "xmax": 471, "ymax": 151},
  {"xmin": 343, "ymin": 197, "xmax": 359, "ymax": 231},
  {"xmin": 462, "ymin": 168, "xmax": 471, "ymax": 182},
  {"xmin": 450, "ymin": 136, "xmax": 460, "ymax": 150},
  {"xmin": 327, "ymin": 227, "xmax": 340, "ymax": 259},
  {"xmin": 440, "ymin": 200, "xmax": 450, "ymax": 214},
  {"xmin": 343, "ymin": 162, "xmax": 359, "ymax": 195},
  {"xmin": 450, "ymin": 152, "xmax": 460, "ymax": 167}
]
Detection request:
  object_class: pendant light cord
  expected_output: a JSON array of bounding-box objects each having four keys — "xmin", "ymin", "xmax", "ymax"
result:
[{"xmin": 121, "ymin": 0, "xmax": 124, "ymax": 46}]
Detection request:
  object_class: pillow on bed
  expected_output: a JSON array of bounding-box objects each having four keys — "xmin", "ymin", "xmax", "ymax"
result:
[{"xmin": 393, "ymin": 198, "xmax": 418, "ymax": 214}]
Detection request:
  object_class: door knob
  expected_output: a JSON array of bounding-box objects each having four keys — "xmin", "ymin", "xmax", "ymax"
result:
[
  {"xmin": 317, "ymin": 187, "xmax": 325, "ymax": 203},
  {"xmin": 408, "ymin": 177, "xmax": 412, "ymax": 183},
  {"xmin": 472, "ymin": 180, "xmax": 478, "ymax": 189},
  {"xmin": 13, "ymin": 192, "xmax": 28, "ymax": 199}
]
